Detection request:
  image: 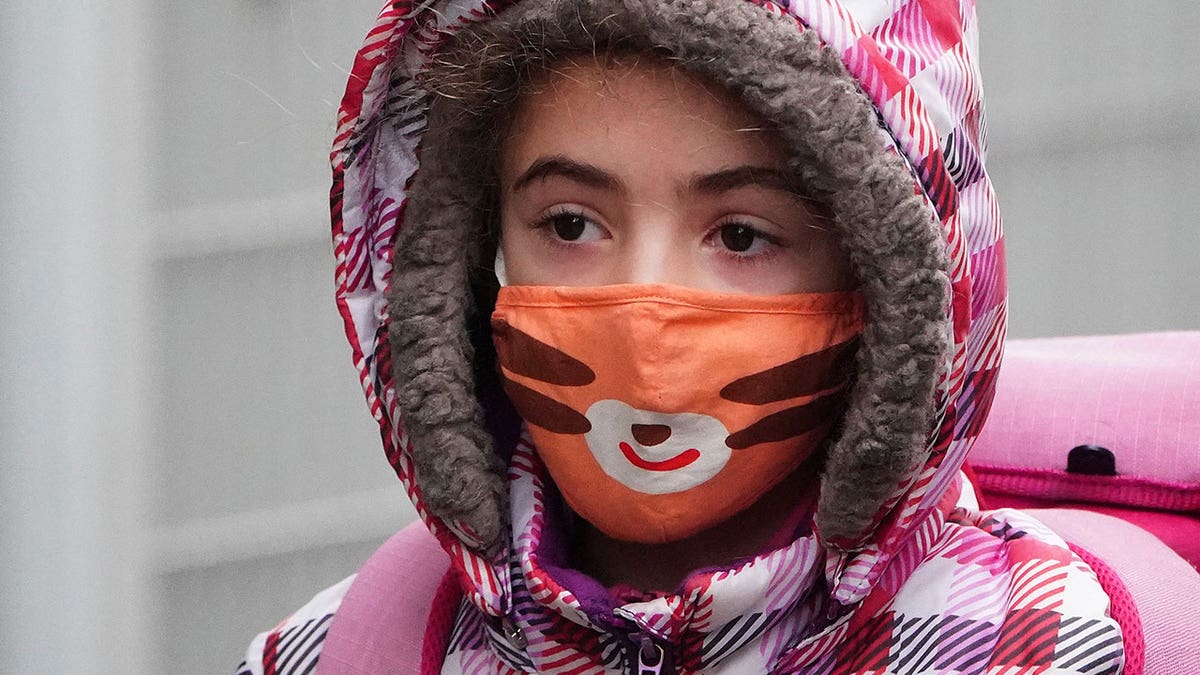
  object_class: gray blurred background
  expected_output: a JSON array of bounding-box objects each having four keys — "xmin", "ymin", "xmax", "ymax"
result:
[{"xmin": 1, "ymin": 1, "xmax": 1196, "ymax": 672}]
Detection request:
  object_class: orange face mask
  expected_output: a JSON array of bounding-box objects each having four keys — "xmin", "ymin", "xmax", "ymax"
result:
[{"xmin": 492, "ymin": 284, "xmax": 863, "ymax": 543}]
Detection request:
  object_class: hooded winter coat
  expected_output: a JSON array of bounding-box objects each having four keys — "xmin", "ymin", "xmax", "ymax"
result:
[{"xmin": 238, "ymin": 1, "xmax": 1127, "ymax": 673}]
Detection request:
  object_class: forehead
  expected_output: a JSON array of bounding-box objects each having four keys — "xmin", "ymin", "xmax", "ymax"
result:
[
  {"xmin": 499, "ymin": 55, "xmax": 784, "ymax": 179},
  {"xmin": 521, "ymin": 54, "xmax": 754, "ymax": 118}
]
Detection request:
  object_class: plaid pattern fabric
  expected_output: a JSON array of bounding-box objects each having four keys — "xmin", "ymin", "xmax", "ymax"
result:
[
  {"xmin": 276, "ymin": 0, "xmax": 1123, "ymax": 672},
  {"xmin": 237, "ymin": 577, "xmax": 352, "ymax": 675},
  {"xmin": 433, "ymin": 438, "xmax": 1121, "ymax": 673}
]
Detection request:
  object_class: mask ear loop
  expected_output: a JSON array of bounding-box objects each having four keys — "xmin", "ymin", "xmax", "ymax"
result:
[{"xmin": 494, "ymin": 245, "xmax": 509, "ymax": 287}]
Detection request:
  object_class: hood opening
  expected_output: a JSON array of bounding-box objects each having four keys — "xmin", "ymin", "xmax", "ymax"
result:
[
  {"xmin": 469, "ymin": 271, "xmax": 523, "ymax": 468},
  {"xmin": 382, "ymin": 0, "xmax": 951, "ymax": 555}
]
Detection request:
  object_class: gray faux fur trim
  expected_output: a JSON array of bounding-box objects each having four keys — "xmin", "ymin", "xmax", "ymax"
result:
[
  {"xmin": 386, "ymin": 0, "xmax": 950, "ymax": 553},
  {"xmin": 387, "ymin": 94, "xmax": 509, "ymax": 550}
]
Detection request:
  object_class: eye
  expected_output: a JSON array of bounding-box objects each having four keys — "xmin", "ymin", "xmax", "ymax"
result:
[
  {"xmin": 712, "ymin": 222, "xmax": 777, "ymax": 257},
  {"xmin": 719, "ymin": 224, "xmax": 758, "ymax": 252},
  {"xmin": 549, "ymin": 212, "xmax": 588, "ymax": 241},
  {"xmin": 533, "ymin": 206, "xmax": 607, "ymax": 245}
]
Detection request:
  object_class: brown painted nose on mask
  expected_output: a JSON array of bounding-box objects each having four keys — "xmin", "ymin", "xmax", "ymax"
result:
[{"xmin": 631, "ymin": 424, "xmax": 672, "ymax": 446}]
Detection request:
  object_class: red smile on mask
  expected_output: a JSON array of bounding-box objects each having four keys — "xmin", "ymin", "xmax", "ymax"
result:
[{"xmin": 618, "ymin": 441, "xmax": 701, "ymax": 472}]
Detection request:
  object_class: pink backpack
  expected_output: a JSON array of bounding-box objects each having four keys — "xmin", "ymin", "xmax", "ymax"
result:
[
  {"xmin": 971, "ymin": 332, "xmax": 1200, "ymax": 568},
  {"xmin": 969, "ymin": 332, "xmax": 1200, "ymax": 674},
  {"xmin": 321, "ymin": 333, "xmax": 1200, "ymax": 673},
  {"xmin": 317, "ymin": 522, "xmax": 456, "ymax": 674}
]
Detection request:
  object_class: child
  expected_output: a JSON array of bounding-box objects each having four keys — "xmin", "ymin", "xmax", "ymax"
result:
[{"xmin": 239, "ymin": 1, "xmax": 1127, "ymax": 672}]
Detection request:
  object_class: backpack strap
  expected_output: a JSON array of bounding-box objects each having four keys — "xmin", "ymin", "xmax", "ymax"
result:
[
  {"xmin": 1030, "ymin": 508, "xmax": 1200, "ymax": 675},
  {"xmin": 318, "ymin": 521, "xmax": 460, "ymax": 674}
]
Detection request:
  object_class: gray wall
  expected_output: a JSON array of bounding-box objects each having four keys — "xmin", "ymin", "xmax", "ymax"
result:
[
  {"xmin": 144, "ymin": 2, "xmax": 411, "ymax": 672},
  {"xmin": 978, "ymin": 2, "xmax": 1200, "ymax": 338}
]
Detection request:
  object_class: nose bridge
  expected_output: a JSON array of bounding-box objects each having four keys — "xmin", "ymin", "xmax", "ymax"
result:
[{"xmin": 619, "ymin": 201, "xmax": 688, "ymax": 286}]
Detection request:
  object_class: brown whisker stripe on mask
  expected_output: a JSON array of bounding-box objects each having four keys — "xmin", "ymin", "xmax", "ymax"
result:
[
  {"xmin": 719, "ymin": 336, "xmax": 860, "ymax": 405},
  {"xmin": 499, "ymin": 375, "xmax": 593, "ymax": 434},
  {"xmin": 725, "ymin": 390, "xmax": 848, "ymax": 450},
  {"xmin": 492, "ymin": 318, "xmax": 596, "ymax": 386}
]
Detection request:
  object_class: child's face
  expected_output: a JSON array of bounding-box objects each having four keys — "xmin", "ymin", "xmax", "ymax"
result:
[{"xmin": 498, "ymin": 57, "xmax": 854, "ymax": 295}]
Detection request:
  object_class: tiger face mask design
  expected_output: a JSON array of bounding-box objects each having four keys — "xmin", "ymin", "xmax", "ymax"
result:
[{"xmin": 492, "ymin": 284, "xmax": 864, "ymax": 543}]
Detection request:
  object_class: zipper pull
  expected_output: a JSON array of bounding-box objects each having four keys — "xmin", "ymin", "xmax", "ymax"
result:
[
  {"xmin": 635, "ymin": 635, "xmax": 666, "ymax": 675},
  {"xmin": 500, "ymin": 617, "xmax": 528, "ymax": 650},
  {"xmin": 825, "ymin": 597, "xmax": 843, "ymax": 622}
]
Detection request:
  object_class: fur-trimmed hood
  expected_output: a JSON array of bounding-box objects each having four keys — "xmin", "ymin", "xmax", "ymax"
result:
[{"xmin": 330, "ymin": 0, "xmax": 1004, "ymax": 609}]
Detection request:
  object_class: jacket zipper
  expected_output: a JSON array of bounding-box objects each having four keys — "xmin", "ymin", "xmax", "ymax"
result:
[
  {"xmin": 628, "ymin": 633, "xmax": 673, "ymax": 675},
  {"xmin": 505, "ymin": 614, "xmax": 675, "ymax": 673}
]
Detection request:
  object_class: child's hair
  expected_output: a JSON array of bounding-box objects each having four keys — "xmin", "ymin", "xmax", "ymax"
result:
[{"xmin": 417, "ymin": 27, "xmax": 690, "ymax": 275}]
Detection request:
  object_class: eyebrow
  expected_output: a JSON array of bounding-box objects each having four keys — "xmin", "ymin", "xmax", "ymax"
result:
[
  {"xmin": 687, "ymin": 165, "xmax": 797, "ymax": 195},
  {"xmin": 509, "ymin": 156, "xmax": 800, "ymax": 199},
  {"xmin": 510, "ymin": 156, "xmax": 622, "ymax": 193}
]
